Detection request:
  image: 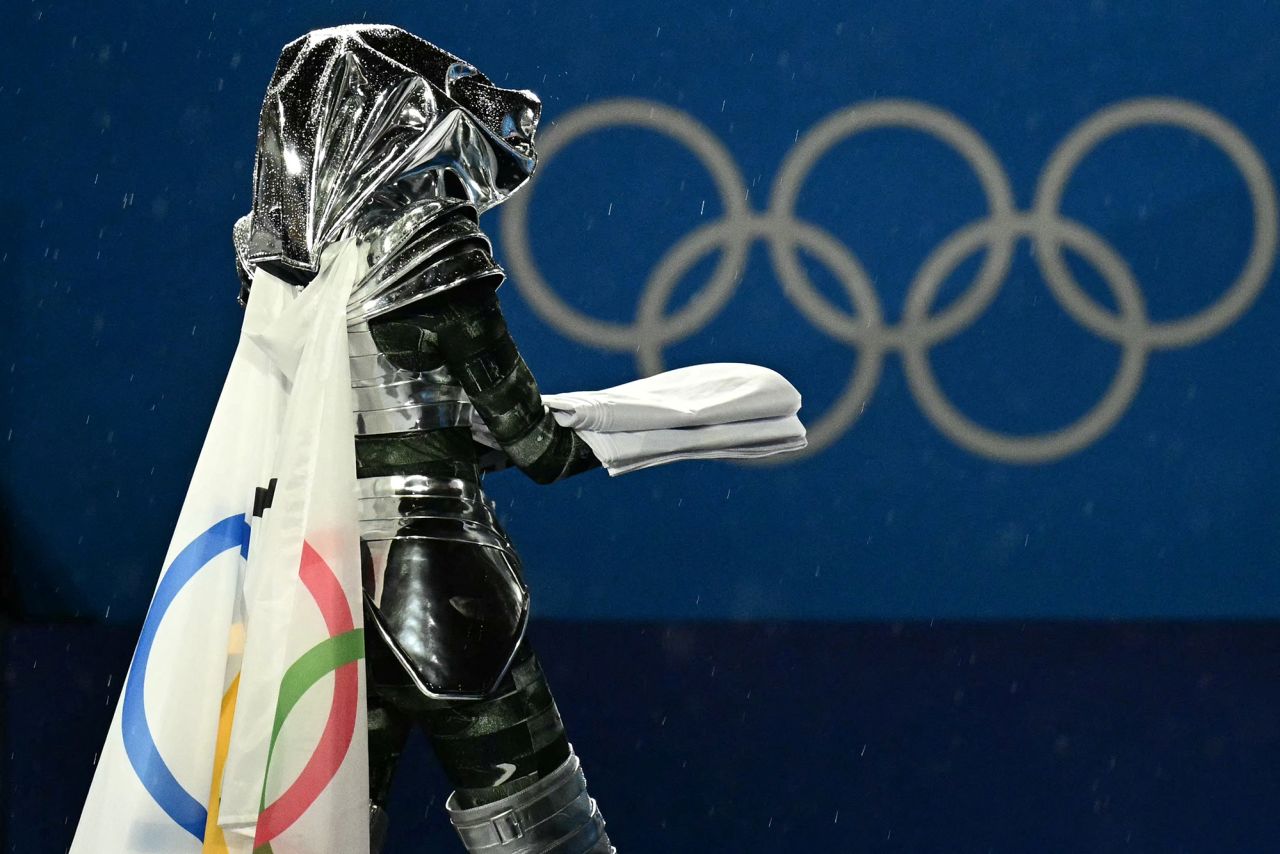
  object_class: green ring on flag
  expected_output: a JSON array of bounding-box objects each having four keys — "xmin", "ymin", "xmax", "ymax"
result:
[
  {"xmin": 266, "ymin": 631, "xmax": 365, "ymax": 755},
  {"xmin": 252, "ymin": 542, "xmax": 364, "ymax": 851}
]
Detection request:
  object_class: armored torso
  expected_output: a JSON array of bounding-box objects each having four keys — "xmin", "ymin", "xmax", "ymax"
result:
[
  {"xmin": 344, "ymin": 197, "xmax": 530, "ymax": 700},
  {"xmin": 233, "ymin": 25, "xmax": 597, "ymax": 700},
  {"xmin": 346, "ymin": 196, "xmax": 502, "ymax": 436}
]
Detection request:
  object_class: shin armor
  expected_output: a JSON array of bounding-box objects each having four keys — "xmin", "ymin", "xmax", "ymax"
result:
[{"xmin": 446, "ymin": 747, "xmax": 614, "ymax": 854}]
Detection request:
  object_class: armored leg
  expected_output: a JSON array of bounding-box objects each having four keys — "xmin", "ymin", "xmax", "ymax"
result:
[
  {"xmin": 366, "ymin": 620, "xmax": 414, "ymax": 853},
  {"xmin": 422, "ymin": 645, "xmax": 614, "ymax": 852},
  {"xmin": 365, "ymin": 602, "xmax": 615, "ymax": 851},
  {"xmin": 445, "ymin": 746, "xmax": 613, "ymax": 853}
]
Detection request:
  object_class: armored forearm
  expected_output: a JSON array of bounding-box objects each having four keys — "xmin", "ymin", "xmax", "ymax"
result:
[
  {"xmin": 440, "ymin": 287, "xmax": 600, "ymax": 483},
  {"xmin": 381, "ymin": 285, "xmax": 600, "ymax": 484}
]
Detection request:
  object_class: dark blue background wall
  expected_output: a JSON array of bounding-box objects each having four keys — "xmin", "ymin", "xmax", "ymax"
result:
[
  {"xmin": 8, "ymin": 621, "xmax": 1280, "ymax": 853},
  {"xmin": 4, "ymin": 4, "xmax": 1280, "ymax": 853},
  {"xmin": 2, "ymin": 2, "xmax": 1278, "ymax": 622}
]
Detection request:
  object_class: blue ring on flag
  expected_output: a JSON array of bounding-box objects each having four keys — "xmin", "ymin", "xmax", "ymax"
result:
[{"xmin": 120, "ymin": 514, "xmax": 251, "ymax": 839}]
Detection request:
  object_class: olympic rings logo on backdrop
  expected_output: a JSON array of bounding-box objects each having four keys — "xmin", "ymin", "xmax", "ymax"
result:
[{"xmin": 501, "ymin": 98, "xmax": 1277, "ymax": 463}]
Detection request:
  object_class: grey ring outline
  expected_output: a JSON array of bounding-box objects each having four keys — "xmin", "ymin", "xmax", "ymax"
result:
[
  {"xmin": 757, "ymin": 100, "xmax": 1020, "ymax": 458},
  {"xmin": 501, "ymin": 99, "xmax": 752, "ymax": 351},
  {"xmin": 1033, "ymin": 97, "xmax": 1278, "ymax": 349},
  {"xmin": 499, "ymin": 96, "xmax": 1277, "ymax": 464},
  {"xmin": 631, "ymin": 216, "xmax": 888, "ymax": 461},
  {"xmin": 900, "ymin": 214, "xmax": 1150, "ymax": 462},
  {"xmin": 766, "ymin": 100, "xmax": 1018, "ymax": 349}
]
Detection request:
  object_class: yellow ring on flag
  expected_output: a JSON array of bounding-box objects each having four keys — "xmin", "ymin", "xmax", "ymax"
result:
[{"xmin": 202, "ymin": 674, "xmax": 242, "ymax": 853}]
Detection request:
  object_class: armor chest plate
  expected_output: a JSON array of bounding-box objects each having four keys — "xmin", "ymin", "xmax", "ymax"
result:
[{"xmin": 348, "ymin": 322, "xmax": 474, "ymax": 436}]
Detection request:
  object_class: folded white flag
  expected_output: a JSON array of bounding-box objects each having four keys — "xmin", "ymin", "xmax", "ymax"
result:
[
  {"xmin": 472, "ymin": 363, "xmax": 807, "ymax": 475},
  {"xmin": 542, "ymin": 363, "xmax": 801, "ymax": 431},
  {"xmin": 574, "ymin": 413, "xmax": 807, "ymax": 475}
]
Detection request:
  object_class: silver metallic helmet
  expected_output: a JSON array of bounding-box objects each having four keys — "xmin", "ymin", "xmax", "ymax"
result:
[{"xmin": 233, "ymin": 24, "xmax": 542, "ymax": 292}]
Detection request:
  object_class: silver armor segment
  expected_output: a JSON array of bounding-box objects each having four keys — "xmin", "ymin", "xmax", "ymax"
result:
[
  {"xmin": 446, "ymin": 747, "xmax": 615, "ymax": 854},
  {"xmin": 348, "ymin": 323, "xmax": 475, "ymax": 437},
  {"xmin": 355, "ymin": 473, "xmax": 484, "ymax": 500},
  {"xmin": 347, "ymin": 250, "xmax": 505, "ymax": 324},
  {"xmin": 345, "ymin": 196, "xmax": 506, "ymax": 324},
  {"xmin": 352, "ymin": 379, "xmax": 468, "ymax": 412},
  {"xmin": 356, "ymin": 473, "xmax": 521, "ymax": 603},
  {"xmin": 235, "ymin": 25, "xmax": 540, "ymax": 287},
  {"xmin": 357, "ymin": 473, "xmax": 529, "ymax": 700},
  {"xmin": 348, "ymin": 352, "xmax": 447, "ymax": 384},
  {"xmin": 354, "ymin": 405, "xmax": 475, "ymax": 435}
]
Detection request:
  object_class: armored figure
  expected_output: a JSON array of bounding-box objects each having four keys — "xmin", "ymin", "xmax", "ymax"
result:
[{"xmin": 234, "ymin": 25, "xmax": 613, "ymax": 853}]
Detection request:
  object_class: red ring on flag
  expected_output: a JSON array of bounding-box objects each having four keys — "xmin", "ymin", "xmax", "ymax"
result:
[{"xmin": 253, "ymin": 542, "xmax": 362, "ymax": 847}]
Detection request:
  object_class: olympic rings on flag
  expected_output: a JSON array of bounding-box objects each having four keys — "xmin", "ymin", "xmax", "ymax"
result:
[{"xmin": 122, "ymin": 517, "xmax": 361, "ymax": 846}]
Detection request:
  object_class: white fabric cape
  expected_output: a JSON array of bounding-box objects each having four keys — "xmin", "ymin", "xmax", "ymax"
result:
[{"xmin": 71, "ymin": 240, "xmax": 370, "ymax": 854}]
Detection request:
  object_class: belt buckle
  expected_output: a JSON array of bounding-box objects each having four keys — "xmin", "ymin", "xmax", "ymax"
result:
[{"xmin": 491, "ymin": 809, "xmax": 523, "ymax": 843}]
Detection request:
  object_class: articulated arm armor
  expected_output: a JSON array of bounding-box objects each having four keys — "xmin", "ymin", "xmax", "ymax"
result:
[
  {"xmin": 345, "ymin": 196, "xmax": 597, "ymax": 484},
  {"xmin": 367, "ymin": 281, "xmax": 601, "ymax": 484}
]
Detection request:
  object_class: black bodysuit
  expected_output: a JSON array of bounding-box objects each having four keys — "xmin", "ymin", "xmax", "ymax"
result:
[{"xmin": 352, "ymin": 208, "xmax": 599, "ymax": 814}]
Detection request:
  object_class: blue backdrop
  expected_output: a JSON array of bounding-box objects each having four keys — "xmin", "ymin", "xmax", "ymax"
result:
[{"xmin": 2, "ymin": 0, "xmax": 1278, "ymax": 622}]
